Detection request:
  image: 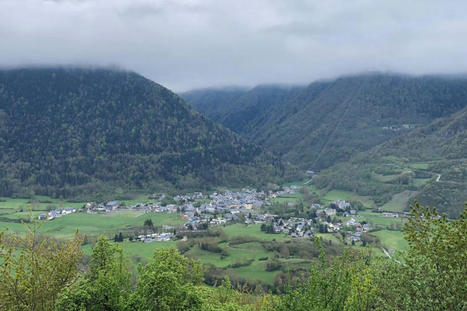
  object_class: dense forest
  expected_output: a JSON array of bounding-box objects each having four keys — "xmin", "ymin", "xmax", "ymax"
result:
[
  {"xmin": 0, "ymin": 203, "xmax": 465, "ymax": 310},
  {"xmin": 0, "ymin": 68, "xmax": 283, "ymax": 199},
  {"xmin": 183, "ymin": 74, "xmax": 467, "ymax": 170}
]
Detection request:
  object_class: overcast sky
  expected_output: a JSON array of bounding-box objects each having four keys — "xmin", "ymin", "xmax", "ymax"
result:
[{"xmin": 1, "ymin": 0, "xmax": 467, "ymax": 91}]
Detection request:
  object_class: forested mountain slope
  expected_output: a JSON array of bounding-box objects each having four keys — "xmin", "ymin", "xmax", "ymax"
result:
[
  {"xmin": 184, "ymin": 74, "xmax": 467, "ymax": 170},
  {"xmin": 315, "ymin": 107, "xmax": 467, "ymax": 218},
  {"xmin": 180, "ymin": 87, "xmax": 248, "ymax": 123},
  {"xmin": 0, "ymin": 68, "xmax": 283, "ymax": 198}
]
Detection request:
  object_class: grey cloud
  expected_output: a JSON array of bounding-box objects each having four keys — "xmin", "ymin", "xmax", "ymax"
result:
[{"xmin": 0, "ymin": 0, "xmax": 467, "ymax": 91}]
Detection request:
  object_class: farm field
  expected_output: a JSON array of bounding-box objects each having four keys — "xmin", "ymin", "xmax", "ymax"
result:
[
  {"xmin": 372, "ymin": 230, "xmax": 408, "ymax": 251},
  {"xmin": 357, "ymin": 211, "xmax": 406, "ymax": 227},
  {"xmin": 0, "ymin": 210, "xmax": 184, "ymax": 238},
  {"xmin": 381, "ymin": 190, "xmax": 418, "ymax": 212},
  {"xmin": 222, "ymin": 223, "xmax": 288, "ymax": 241}
]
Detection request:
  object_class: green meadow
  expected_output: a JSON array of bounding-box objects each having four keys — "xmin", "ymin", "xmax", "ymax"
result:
[
  {"xmin": 0, "ymin": 210, "xmax": 184, "ymax": 239},
  {"xmin": 372, "ymin": 230, "xmax": 408, "ymax": 251}
]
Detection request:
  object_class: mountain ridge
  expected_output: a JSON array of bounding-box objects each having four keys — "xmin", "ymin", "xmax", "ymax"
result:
[{"xmin": 0, "ymin": 67, "xmax": 283, "ymax": 199}]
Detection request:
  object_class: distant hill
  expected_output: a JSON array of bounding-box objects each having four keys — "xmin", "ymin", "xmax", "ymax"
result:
[
  {"xmin": 181, "ymin": 87, "xmax": 248, "ymax": 123},
  {"xmin": 183, "ymin": 74, "xmax": 467, "ymax": 170},
  {"xmin": 315, "ymin": 107, "xmax": 467, "ymax": 218},
  {"xmin": 0, "ymin": 68, "xmax": 283, "ymax": 199}
]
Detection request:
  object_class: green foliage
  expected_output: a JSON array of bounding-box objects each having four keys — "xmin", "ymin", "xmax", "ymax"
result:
[
  {"xmin": 271, "ymin": 239, "xmax": 375, "ymax": 311},
  {"xmin": 372, "ymin": 202, "xmax": 467, "ymax": 310},
  {"xmin": 55, "ymin": 236, "xmax": 131, "ymax": 311},
  {"xmin": 143, "ymin": 218, "xmax": 154, "ymax": 228},
  {"xmin": 127, "ymin": 248, "xmax": 204, "ymax": 311},
  {"xmin": 0, "ymin": 216, "xmax": 83, "ymax": 310}
]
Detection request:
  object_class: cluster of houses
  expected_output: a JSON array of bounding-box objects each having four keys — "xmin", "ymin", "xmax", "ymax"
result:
[
  {"xmin": 258, "ymin": 199, "xmax": 372, "ymax": 243},
  {"xmin": 382, "ymin": 124, "xmax": 415, "ymax": 131},
  {"xmin": 137, "ymin": 232, "xmax": 174, "ymax": 243},
  {"xmin": 344, "ymin": 218, "xmax": 371, "ymax": 242},
  {"xmin": 35, "ymin": 186, "xmax": 382, "ymax": 245},
  {"xmin": 269, "ymin": 217, "xmax": 314, "ymax": 238},
  {"xmin": 182, "ymin": 189, "xmax": 268, "ymax": 230},
  {"xmin": 86, "ymin": 201, "xmax": 121, "ymax": 213},
  {"xmin": 381, "ymin": 212, "xmax": 410, "ymax": 218},
  {"xmin": 38, "ymin": 207, "xmax": 77, "ymax": 220}
]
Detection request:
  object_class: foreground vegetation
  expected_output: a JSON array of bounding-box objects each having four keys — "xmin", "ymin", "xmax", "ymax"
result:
[{"xmin": 0, "ymin": 202, "xmax": 465, "ymax": 310}]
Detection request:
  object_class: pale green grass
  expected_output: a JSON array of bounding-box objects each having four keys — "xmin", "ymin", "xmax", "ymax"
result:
[
  {"xmin": 322, "ymin": 190, "xmax": 375, "ymax": 207},
  {"xmin": 354, "ymin": 211, "xmax": 406, "ymax": 228},
  {"xmin": 381, "ymin": 190, "xmax": 417, "ymax": 212},
  {"xmin": 372, "ymin": 230, "xmax": 408, "ymax": 251},
  {"xmin": 372, "ymin": 173, "xmax": 398, "ymax": 183},
  {"xmin": 186, "ymin": 241, "xmax": 277, "ymax": 284},
  {"xmin": 409, "ymin": 162, "xmax": 430, "ymax": 170},
  {"xmin": 222, "ymin": 224, "xmax": 287, "ymax": 241},
  {"xmin": 0, "ymin": 196, "xmax": 84, "ymax": 211},
  {"xmin": 0, "ymin": 212, "xmax": 184, "ymax": 239},
  {"xmin": 270, "ymin": 192, "xmax": 302, "ymax": 205},
  {"xmin": 227, "ymin": 260, "xmax": 276, "ymax": 284},
  {"xmin": 413, "ymin": 178, "xmax": 431, "ymax": 187},
  {"xmin": 315, "ymin": 233, "xmax": 342, "ymax": 245}
]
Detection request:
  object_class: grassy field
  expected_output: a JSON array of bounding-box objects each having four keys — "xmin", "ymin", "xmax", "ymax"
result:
[
  {"xmin": 381, "ymin": 190, "xmax": 417, "ymax": 212},
  {"xmin": 357, "ymin": 211, "xmax": 406, "ymax": 227},
  {"xmin": 372, "ymin": 230, "xmax": 408, "ymax": 251},
  {"xmin": 185, "ymin": 240, "xmax": 279, "ymax": 284},
  {"xmin": 408, "ymin": 162, "xmax": 430, "ymax": 170},
  {"xmin": 270, "ymin": 193, "xmax": 302, "ymax": 204},
  {"xmin": 0, "ymin": 196, "xmax": 85, "ymax": 213},
  {"xmin": 222, "ymin": 224, "xmax": 288, "ymax": 241},
  {"xmin": 321, "ymin": 190, "xmax": 375, "ymax": 207},
  {"xmin": 315, "ymin": 233, "xmax": 342, "ymax": 245},
  {"xmin": 0, "ymin": 211, "xmax": 185, "ymax": 239}
]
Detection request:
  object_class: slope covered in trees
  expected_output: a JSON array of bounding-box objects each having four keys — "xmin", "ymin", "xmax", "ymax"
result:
[
  {"xmin": 315, "ymin": 107, "xmax": 467, "ymax": 217},
  {"xmin": 0, "ymin": 68, "xmax": 283, "ymax": 199},
  {"xmin": 183, "ymin": 74, "xmax": 467, "ymax": 170},
  {"xmin": 181, "ymin": 87, "xmax": 248, "ymax": 123}
]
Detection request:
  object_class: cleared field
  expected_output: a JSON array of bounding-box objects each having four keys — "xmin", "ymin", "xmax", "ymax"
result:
[
  {"xmin": 372, "ymin": 173, "xmax": 398, "ymax": 183},
  {"xmin": 315, "ymin": 233, "xmax": 342, "ymax": 245},
  {"xmin": 222, "ymin": 224, "xmax": 288, "ymax": 241},
  {"xmin": 381, "ymin": 190, "xmax": 417, "ymax": 212},
  {"xmin": 413, "ymin": 178, "xmax": 431, "ymax": 187},
  {"xmin": 322, "ymin": 190, "xmax": 375, "ymax": 207},
  {"xmin": 373, "ymin": 230, "xmax": 408, "ymax": 251},
  {"xmin": 357, "ymin": 211, "xmax": 406, "ymax": 227},
  {"xmin": 227, "ymin": 260, "xmax": 275, "ymax": 284},
  {"xmin": 185, "ymin": 240, "xmax": 278, "ymax": 283},
  {"xmin": 408, "ymin": 162, "xmax": 430, "ymax": 170},
  {"xmin": 270, "ymin": 193, "xmax": 302, "ymax": 204},
  {"xmin": 0, "ymin": 212, "xmax": 185, "ymax": 239},
  {"xmin": 0, "ymin": 196, "xmax": 84, "ymax": 212}
]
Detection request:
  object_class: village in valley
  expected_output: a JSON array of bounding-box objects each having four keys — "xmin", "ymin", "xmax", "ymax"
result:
[{"xmin": 37, "ymin": 183, "xmax": 408, "ymax": 247}]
